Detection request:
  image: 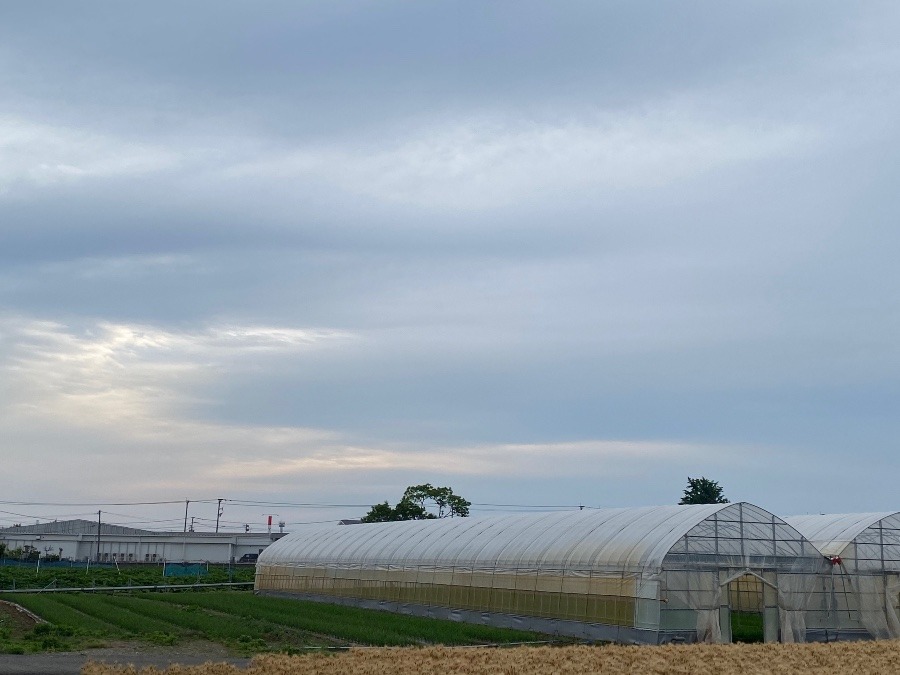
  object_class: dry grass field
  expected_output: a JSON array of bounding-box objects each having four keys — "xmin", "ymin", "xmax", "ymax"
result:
[{"xmin": 81, "ymin": 641, "xmax": 900, "ymax": 675}]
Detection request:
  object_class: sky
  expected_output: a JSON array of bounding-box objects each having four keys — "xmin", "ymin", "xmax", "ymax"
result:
[{"xmin": 1, "ymin": 2, "xmax": 899, "ymax": 532}]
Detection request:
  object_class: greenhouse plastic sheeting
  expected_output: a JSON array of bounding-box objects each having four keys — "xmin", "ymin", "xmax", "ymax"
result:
[
  {"xmin": 259, "ymin": 504, "xmax": 734, "ymax": 573},
  {"xmin": 787, "ymin": 513, "xmax": 896, "ymax": 559},
  {"xmin": 786, "ymin": 512, "xmax": 900, "ymax": 640},
  {"xmin": 257, "ymin": 503, "xmax": 826, "ymax": 644}
]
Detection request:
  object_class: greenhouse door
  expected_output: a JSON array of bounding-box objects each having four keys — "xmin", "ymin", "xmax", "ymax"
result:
[{"xmin": 727, "ymin": 573, "xmax": 765, "ymax": 643}]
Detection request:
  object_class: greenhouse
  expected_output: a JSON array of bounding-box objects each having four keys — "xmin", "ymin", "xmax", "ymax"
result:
[
  {"xmin": 256, "ymin": 502, "xmax": 827, "ymax": 644},
  {"xmin": 786, "ymin": 512, "xmax": 900, "ymax": 641}
]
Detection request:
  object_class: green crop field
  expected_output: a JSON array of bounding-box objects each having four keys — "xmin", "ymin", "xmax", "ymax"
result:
[
  {"xmin": 0, "ymin": 563, "xmax": 256, "ymax": 591},
  {"xmin": 0, "ymin": 590, "xmax": 543, "ymax": 654}
]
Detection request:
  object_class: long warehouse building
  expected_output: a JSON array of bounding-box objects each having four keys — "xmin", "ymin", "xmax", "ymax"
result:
[{"xmin": 0, "ymin": 519, "xmax": 283, "ymax": 564}]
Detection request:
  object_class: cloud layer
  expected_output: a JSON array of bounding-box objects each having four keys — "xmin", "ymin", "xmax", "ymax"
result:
[{"xmin": 1, "ymin": 2, "xmax": 899, "ymax": 528}]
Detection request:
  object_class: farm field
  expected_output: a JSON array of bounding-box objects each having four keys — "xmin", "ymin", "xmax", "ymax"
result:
[
  {"xmin": 81, "ymin": 642, "xmax": 900, "ymax": 675},
  {"xmin": 0, "ymin": 590, "xmax": 542, "ymax": 654},
  {"xmin": 0, "ymin": 562, "xmax": 256, "ymax": 590}
]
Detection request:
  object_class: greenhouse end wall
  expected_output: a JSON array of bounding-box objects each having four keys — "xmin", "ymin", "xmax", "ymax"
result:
[
  {"xmin": 787, "ymin": 512, "xmax": 900, "ymax": 641},
  {"xmin": 255, "ymin": 503, "xmax": 827, "ymax": 644}
]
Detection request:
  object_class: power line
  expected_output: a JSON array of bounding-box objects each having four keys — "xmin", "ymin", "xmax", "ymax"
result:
[
  {"xmin": 225, "ymin": 500, "xmax": 372, "ymax": 508},
  {"xmin": 222, "ymin": 499, "xmax": 586, "ymax": 510},
  {"xmin": 470, "ymin": 503, "xmax": 586, "ymax": 509},
  {"xmin": 0, "ymin": 499, "xmax": 220, "ymax": 507},
  {"xmin": 0, "ymin": 498, "xmax": 588, "ymax": 510},
  {"xmin": 0, "ymin": 498, "xmax": 589, "ymax": 517},
  {"xmin": 0, "ymin": 508, "xmax": 64, "ymax": 521},
  {"xmin": 102, "ymin": 514, "xmax": 186, "ymax": 527}
]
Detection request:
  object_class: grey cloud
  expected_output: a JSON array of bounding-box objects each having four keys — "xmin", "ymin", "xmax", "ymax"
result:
[
  {"xmin": 1, "ymin": 2, "xmax": 899, "ymax": 518},
  {"xmin": 2, "ymin": 1, "xmax": 888, "ymax": 139}
]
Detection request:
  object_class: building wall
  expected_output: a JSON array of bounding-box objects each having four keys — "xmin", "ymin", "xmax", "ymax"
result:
[{"xmin": 0, "ymin": 531, "xmax": 281, "ymax": 563}]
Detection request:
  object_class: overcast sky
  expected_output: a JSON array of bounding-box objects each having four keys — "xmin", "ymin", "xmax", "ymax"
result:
[{"xmin": 1, "ymin": 2, "xmax": 898, "ymax": 532}]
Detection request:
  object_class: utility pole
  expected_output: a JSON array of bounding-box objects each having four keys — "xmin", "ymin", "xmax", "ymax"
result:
[
  {"xmin": 183, "ymin": 499, "xmax": 190, "ymax": 533},
  {"xmin": 95, "ymin": 510, "xmax": 101, "ymax": 562},
  {"xmin": 215, "ymin": 498, "xmax": 224, "ymax": 533},
  {"xmin": 190, "ymin": 517, "xmax": 196, "ymax": 532}
]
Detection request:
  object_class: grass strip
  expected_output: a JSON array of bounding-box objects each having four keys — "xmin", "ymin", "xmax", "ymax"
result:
[
  {"xmin": 0, "ymin": 594, "xmax": 126, "ymax": 636},
  {"xmin": 151, "ymin": 591, "xmax": 542, "ymax": 645},
  {"xmin": 99, "ymin": 594, "xmax": 274, "ymax": 643},
  {"xmin": 0, "ymin": 565, "xmax": 254, "ymax": 591},
  {"xmin": 61, "ymin": 594, "xmax": 190, "ymax": 636},
  {"xmin": 4, "ymin": 590, "xmax": 545, "ymax": 654}
]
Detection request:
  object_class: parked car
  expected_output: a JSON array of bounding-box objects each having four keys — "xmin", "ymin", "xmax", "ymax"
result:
[{"xmin": 238, "ymin": 553, "xmax": 259, "ymax": 563}]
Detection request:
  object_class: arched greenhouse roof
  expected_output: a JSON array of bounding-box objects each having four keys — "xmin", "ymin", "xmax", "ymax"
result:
[
  {"xmin": 259, "ymin": 502, "xmax": 794, "ymax": 574},
  {"xmin": 785, "ymin": 512, "xmax": 900, "ymax": 558}
]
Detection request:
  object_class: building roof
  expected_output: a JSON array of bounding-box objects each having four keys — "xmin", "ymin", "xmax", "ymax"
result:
[
  {"xmin": 785, "ymin": 512, "xmax": 900, "ymax": 557},
  {"xmin": 0, "ymin": 519, "xmax": 156, "ymax": 537},
  {"xmin": 259, "ymin": 502, "xmax": 796, "ymax": 574}
]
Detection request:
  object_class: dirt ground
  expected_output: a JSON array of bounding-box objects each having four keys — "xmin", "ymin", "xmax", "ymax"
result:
[
  {"xmin": 1, "ymin": 601, "xmax": 250, "ymax": 675},
  {"xmin": 0, "ymin": 641, "xmax": 251, "ymax": 675},
  {"xmin": 0, "ymin": 599, "xmax": 43, "ymax": 637},
  {"xmin": 76, "ymin": 641, "xmax": 900, "ymax": 675}
]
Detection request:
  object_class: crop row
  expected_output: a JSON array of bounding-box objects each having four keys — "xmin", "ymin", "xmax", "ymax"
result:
[
  {"xmin": 0, "ymin": 563, "xmax": 255, "ymax": 590},
  {"xmin": 1, "ymin": 590, "xmax": 541, "ymax": 653},
  {"xmin": 149, "ymin": 592, "xmax": 540, "ymax": 645}
]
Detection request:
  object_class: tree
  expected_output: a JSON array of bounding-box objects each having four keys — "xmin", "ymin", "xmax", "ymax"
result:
[
  {"xmin": 360, "ymin": 501, "xmax": 399, "ymax": 523},
  {"xmin": 679, "ymin": 476, "xmax": 729, "ymax": 505},
  {"xmin": 361, "ymin": 483, "xmax": 471, "ymax": 523}
]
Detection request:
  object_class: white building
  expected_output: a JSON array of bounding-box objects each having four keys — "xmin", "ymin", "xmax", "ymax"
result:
[{"xmin": 0, "ymin": 519, "xmax": 285, "ymax": 564}]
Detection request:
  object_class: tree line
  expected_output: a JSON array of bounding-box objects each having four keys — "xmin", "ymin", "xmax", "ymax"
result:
[{"xmin": 361, "ymin": 477, "xmax": 728, "ymax": 522}]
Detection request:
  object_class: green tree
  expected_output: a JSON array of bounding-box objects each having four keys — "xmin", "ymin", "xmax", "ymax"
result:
[
  {"xmin": 679, "ymin": 476, "xmax": 729, "ymax": 505},
  {"xmin": 361, "ymin": 483, "xmax": 471, "ymax": 522},
  {"xmin": 359, "ymin": 501, "xmax": 399, "ymax": 523}
]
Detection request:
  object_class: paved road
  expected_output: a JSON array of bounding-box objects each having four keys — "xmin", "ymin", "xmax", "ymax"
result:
[{"xmin": 0, "ymin": 645, "xmax": 251, "ymax": 674}]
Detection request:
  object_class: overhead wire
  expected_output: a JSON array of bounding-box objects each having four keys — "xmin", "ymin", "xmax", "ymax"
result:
[
  {"xmin": 0, "ymin": 498, "xmax": 589, "ymax": 530},
  {"xmin": 0, "ymin": 499, "xmax": 220, "ymax": 507},
  {"xmin": 0, "ymin": 498, "xmax": 585, "ymax": 510}
]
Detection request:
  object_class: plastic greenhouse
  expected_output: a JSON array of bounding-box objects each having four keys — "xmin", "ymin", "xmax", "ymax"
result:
[
  {"xmin": 255, "ymin": 502, "xmax": 826, "ymax": 643},
  {"xmin": 786, "ymin": 512, "xmax": 900, "ymax": 640}
]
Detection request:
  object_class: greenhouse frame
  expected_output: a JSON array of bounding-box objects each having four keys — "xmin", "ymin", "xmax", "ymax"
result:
[
  {"xmin": 786, "ymin": 512, "xmax": 900, "ymax": 641},
  {"xmin": 256, "ymin": 502, "xmax": 827, "ymax": 644}
]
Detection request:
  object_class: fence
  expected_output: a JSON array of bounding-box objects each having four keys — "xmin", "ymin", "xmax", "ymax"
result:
[
  {"xmin": 1, "ymin": 581, "xmax": 254, "ymax": 594},
  {"xmin": 0, "ymin": 558, "xmax": 116, "ymax": 570}
]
